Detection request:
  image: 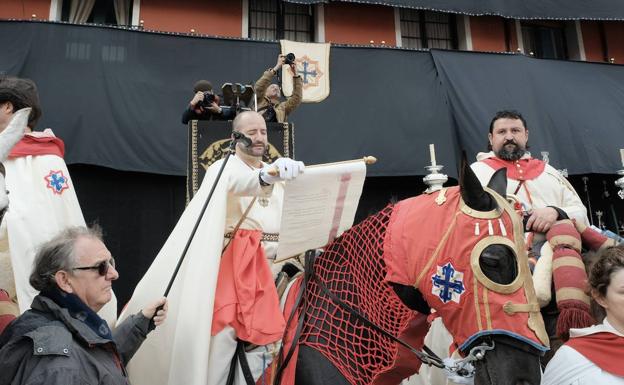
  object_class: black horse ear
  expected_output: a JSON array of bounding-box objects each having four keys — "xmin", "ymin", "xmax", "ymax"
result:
[
  {"xmin": 487, "ymin": 168, "xmax": 508, "ymax": 198},
  {"xmin": 460, "ymin": 153, "xmax": 497, "ymax": 212}
]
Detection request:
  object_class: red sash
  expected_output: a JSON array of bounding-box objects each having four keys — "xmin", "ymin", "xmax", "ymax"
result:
[
  {"xmin": 0, "ymin": 289, "xmax": 18, "ymax": 335},
  {"xmin": 566, "ymin": 332, "xmax": 624, "ymax": 376},
  {"xmin": 482, "ymin": 157, "xmax": 545, "ymax": 181},
  {"xmin": 9, "ymin": 135, "xmax": 65, "ymax": 158},
  {"xmin": 211, "ymin": 229, "xmax": 285, "ymax": 345}
]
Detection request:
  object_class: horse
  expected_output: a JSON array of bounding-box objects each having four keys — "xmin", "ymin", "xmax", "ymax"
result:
[{"xmin": 275, "ymin": 162, "xmax": 548, "ymax": 385}]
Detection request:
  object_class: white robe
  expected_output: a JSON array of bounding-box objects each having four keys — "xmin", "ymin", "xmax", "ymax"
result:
[
  {"xmin": 541, "ymin": 318, "xmax": 624, "ymax": 385},
  {"xmin": 119, "ymin": 154, "xmax": 283, "ymax": 385},
  {"xmin": 0, "ymin": 130, "xmax": 117, "ymax": 324},
  {"xmin": 470, "ymin": 151, "xmax": 588, "ymax": 225}
]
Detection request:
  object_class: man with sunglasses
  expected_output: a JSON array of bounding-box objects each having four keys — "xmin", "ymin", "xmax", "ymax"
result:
[{"xmin": 0, "ymin": 226, "xmax": 168, "ymax": 385}]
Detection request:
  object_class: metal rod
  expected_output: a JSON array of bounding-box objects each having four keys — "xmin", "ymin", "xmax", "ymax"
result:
[{"xmin": 163, "ymin": 140, "xmax": 237, "ymax": 297}]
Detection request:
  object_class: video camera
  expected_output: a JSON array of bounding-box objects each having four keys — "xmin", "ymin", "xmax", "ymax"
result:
[{"xmin": 221, "ymin": 82, "xmax": 254, "ymax": 114}]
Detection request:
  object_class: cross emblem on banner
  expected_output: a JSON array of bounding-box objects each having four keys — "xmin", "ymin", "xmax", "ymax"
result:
[
  {"xmin": 44, "ymin": 170, "xmax": 70, "ymax": 195},
  {"xmin": 296, "ymin": 55, "xmax": 324, "ymax": 90},
  {"xmin": 431, "ymin": 262, "xmax": 465, "ymax": 304}
]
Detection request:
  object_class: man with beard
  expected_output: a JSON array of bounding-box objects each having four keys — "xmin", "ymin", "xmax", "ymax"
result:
[
  {"xmin": 118, "ymin": 111, "xmax": 305, "ymax": 385},
  {"xmin": 470, "ymin": 110, "xmax": 589, "ymax": 364},
  {"xmin": 471, "ymin": 110, "xmax": 587, "ymax": 232}
]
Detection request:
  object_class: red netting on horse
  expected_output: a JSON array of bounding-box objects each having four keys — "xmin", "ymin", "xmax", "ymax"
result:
[{"xmin": 300, "ymin": 205, "xmax": 426, "ymax": 385}]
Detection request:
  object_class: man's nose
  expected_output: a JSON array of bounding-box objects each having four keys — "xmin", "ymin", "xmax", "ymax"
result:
[{"xmin": 107, "ymin": 264, "xmax": 119, "ymax": 281}]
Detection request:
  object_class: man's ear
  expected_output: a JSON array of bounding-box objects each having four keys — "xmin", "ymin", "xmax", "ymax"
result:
[
  {"xmin": 0, "ymin": 101, "xmax": 14, "ymax": 113},
  {"xmin": 488, "ymin": 132, "xmax": 493, "ymax": 147},
  {"xmin": 54, "ymin": 270, "xmax": 74, "ymax": 293}
]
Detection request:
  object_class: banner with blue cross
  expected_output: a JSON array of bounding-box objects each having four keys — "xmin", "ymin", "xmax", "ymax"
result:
[{"xmin": 280, "ymin": 40, "xmax": 330, "ymax": 103}]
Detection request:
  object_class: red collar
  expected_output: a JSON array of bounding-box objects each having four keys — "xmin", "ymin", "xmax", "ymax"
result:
[
  {"xmin": 481, "ymin": 157, "xmax": 545, "ymax": 181},
  {"xmin": 566, "ymin": 332, "xmax": 624, "ymax": 376},
  {"xmin": 9, "ymin": 135, "xmax": 65, "ymax": 158}
]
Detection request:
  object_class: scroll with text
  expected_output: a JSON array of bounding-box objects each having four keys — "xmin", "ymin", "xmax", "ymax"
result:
[{"xmin": 276, "ymin": 160, "xmax": 366, "ymax": 262}]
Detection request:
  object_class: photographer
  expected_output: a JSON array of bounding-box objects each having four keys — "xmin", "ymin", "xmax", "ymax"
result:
[
  {"xmin": 255, "ymin": 54, "xmax": 302, "ymax": 123},
  {"xmin": 181, "ymin": 80, "xmax": 234, "ymax": 124}
]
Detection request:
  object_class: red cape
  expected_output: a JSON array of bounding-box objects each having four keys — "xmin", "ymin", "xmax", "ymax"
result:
[
  {"xmin": 566, "ymin": 332, "xmax": 624, "ymax": 376},
  {"xmin": 9, "ymin": 135, "xmax": 65, "ymax": 158},
  {"xmin": 482, "ymin": 157, "xmax": 545, "ymax": 180}
]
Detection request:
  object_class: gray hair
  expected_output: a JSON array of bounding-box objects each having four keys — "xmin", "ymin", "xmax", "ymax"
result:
[{"xmin": 29, "ymin": 225, "xmax": 103, "ymax": 292}]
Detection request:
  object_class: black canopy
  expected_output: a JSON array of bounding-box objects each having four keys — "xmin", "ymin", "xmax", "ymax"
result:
[{"xmin": 286, "ymin": 0, "xmax": 624, "ymax": 20}]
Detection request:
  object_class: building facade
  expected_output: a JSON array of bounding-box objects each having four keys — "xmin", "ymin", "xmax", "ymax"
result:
[{"xmin": 2, "ymin": 0, "xmax": 624, "ymax": 63}]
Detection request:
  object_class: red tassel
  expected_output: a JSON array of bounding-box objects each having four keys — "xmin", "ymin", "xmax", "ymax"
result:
[{"xmin": 556, "ymin": 302, "xmax": 595, "ymax": 341}]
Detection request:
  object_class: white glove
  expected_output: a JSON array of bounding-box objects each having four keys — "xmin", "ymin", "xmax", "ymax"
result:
[{"xmin": 260, "ymin": 157, "xmax": 305, "ymax": 185}]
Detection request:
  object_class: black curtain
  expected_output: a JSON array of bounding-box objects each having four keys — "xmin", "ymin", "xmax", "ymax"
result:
[{"xmin": 68, "ymin": 164, "xmax": 186, "ymax": 310}]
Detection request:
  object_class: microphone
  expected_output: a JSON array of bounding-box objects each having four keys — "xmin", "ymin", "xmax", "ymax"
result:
[{"xmin": 232, "ymin": 131, "xmax": 252, "ymax": 147}]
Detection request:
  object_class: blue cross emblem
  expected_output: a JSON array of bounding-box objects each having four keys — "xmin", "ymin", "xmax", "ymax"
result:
[
  {"xmin": 44, "ymin": 170, "xmax": 69, "ymax": 195},
  {"xmin": 431, "ymin": 262, "xmax": 465, "ymax": 304},
  {"xmin": 49, "ymin": 173, "xmax": 66, "ymax": 192},
  {"xmin": 298, "ymin": 61, "xmax": 318, "ymax": 84}
]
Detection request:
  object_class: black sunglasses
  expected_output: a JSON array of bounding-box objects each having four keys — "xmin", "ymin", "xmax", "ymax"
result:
[{"xmin": 72, "ymin": 257, "xmax": 116, "ymax": 276}]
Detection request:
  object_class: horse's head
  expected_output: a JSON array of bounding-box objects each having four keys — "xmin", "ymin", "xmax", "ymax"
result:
[
  {"xmin": 0, "ymin": 108, "xmax": 30, "ymax": 221},
  {"xmin": 385, "ymin": 161, "xmax": 548, "ymax": 385}
]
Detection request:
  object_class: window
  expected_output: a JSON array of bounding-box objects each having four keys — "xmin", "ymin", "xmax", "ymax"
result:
[
  {"xmin": 61, "ymin": 0, "xmax": 132, "ymax": 26},
  {"xmin": 249, "ymin": 0, "xmax": 314, "ymax": 42},
  {"xmin": 521, "ymin": 22, "xmax": 568, "ymax": 59},
  {"xmin": 400, "ymin": 9, "xmax": 457, "ymax": 49}
]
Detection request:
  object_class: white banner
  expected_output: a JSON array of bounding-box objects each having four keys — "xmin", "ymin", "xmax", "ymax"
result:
[
  {"xmin": 280, "ymin": 40, "xmax": 330, "ymax": 103},
  {"xmin": 276, "ymin": 159, "xmax": 366, "ymax": 262}
]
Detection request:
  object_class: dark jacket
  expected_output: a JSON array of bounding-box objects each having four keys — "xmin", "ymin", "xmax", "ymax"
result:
[
  {"xmin": 181, "ymin": 104, "xmax": 235, "ymax": 124},
  {"xmin": 0, "ymin": 295, "xmax": 151, "ymax": 385}
]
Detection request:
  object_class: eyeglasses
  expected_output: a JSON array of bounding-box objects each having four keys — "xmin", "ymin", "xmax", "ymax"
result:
[{"xmin": 72, "ymin": 258, "xmax": 116, "ymax": 276}]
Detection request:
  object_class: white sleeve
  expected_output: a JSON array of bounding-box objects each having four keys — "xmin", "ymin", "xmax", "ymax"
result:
[
  {"xmin": 205, "ymin": 158, "xmax": 272, "ymax": 197},
  {"xmin": 546, "ymin": 168, "xmax": 588, "ymax": 225}
]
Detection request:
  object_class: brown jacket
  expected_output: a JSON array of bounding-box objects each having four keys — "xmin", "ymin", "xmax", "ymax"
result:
[{"xmin": 255, "ymin": 69, "xmax": 303, "ymax": 123}]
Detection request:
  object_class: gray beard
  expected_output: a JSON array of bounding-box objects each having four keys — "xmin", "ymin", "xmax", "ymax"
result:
[{"xmin": 496, "ymin": 146, "xmax": 526, "ymax": 161}]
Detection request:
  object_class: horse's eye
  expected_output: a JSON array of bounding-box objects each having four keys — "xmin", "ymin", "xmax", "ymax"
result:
[
  {"xmin": 478, "ymin": 244, "xmax": 517, "ymax": 285},
  {"xmin": 480, "ymin": 256, "xmax": 499, "ymax": 268}
]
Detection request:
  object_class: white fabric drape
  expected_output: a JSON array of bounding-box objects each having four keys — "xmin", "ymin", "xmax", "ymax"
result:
[
  {"xmin": 69, "ymin": 0, "xmax": 96, "ymax": 23},
  {"xmin": 113, "ymin": 0, "xmax": 131, "ymax": 25}
]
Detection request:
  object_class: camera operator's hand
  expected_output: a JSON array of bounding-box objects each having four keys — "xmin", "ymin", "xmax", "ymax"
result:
[
  {"xmin": 273, "ymin": 55, "xmax": 286, "ymax": 72},
  {"xmin": 206, "ymin": 102, "xmax": 222, "ymax": 114},
  {"xmin": 260, "ymin": 158, "xmax": 305, "ymax": 185},
  {"xmin": 288, "ymin": 63, "xmax": 297, "ymax": 76},
  {"xmin": 190, "ymin": 91, "xmax": 204, "ymax": 109}
]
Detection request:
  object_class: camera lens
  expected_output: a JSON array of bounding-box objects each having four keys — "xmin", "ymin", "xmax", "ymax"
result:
[{"xmin": 285, "ymin": 53, "xmax": 296, "ymax": 65}]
